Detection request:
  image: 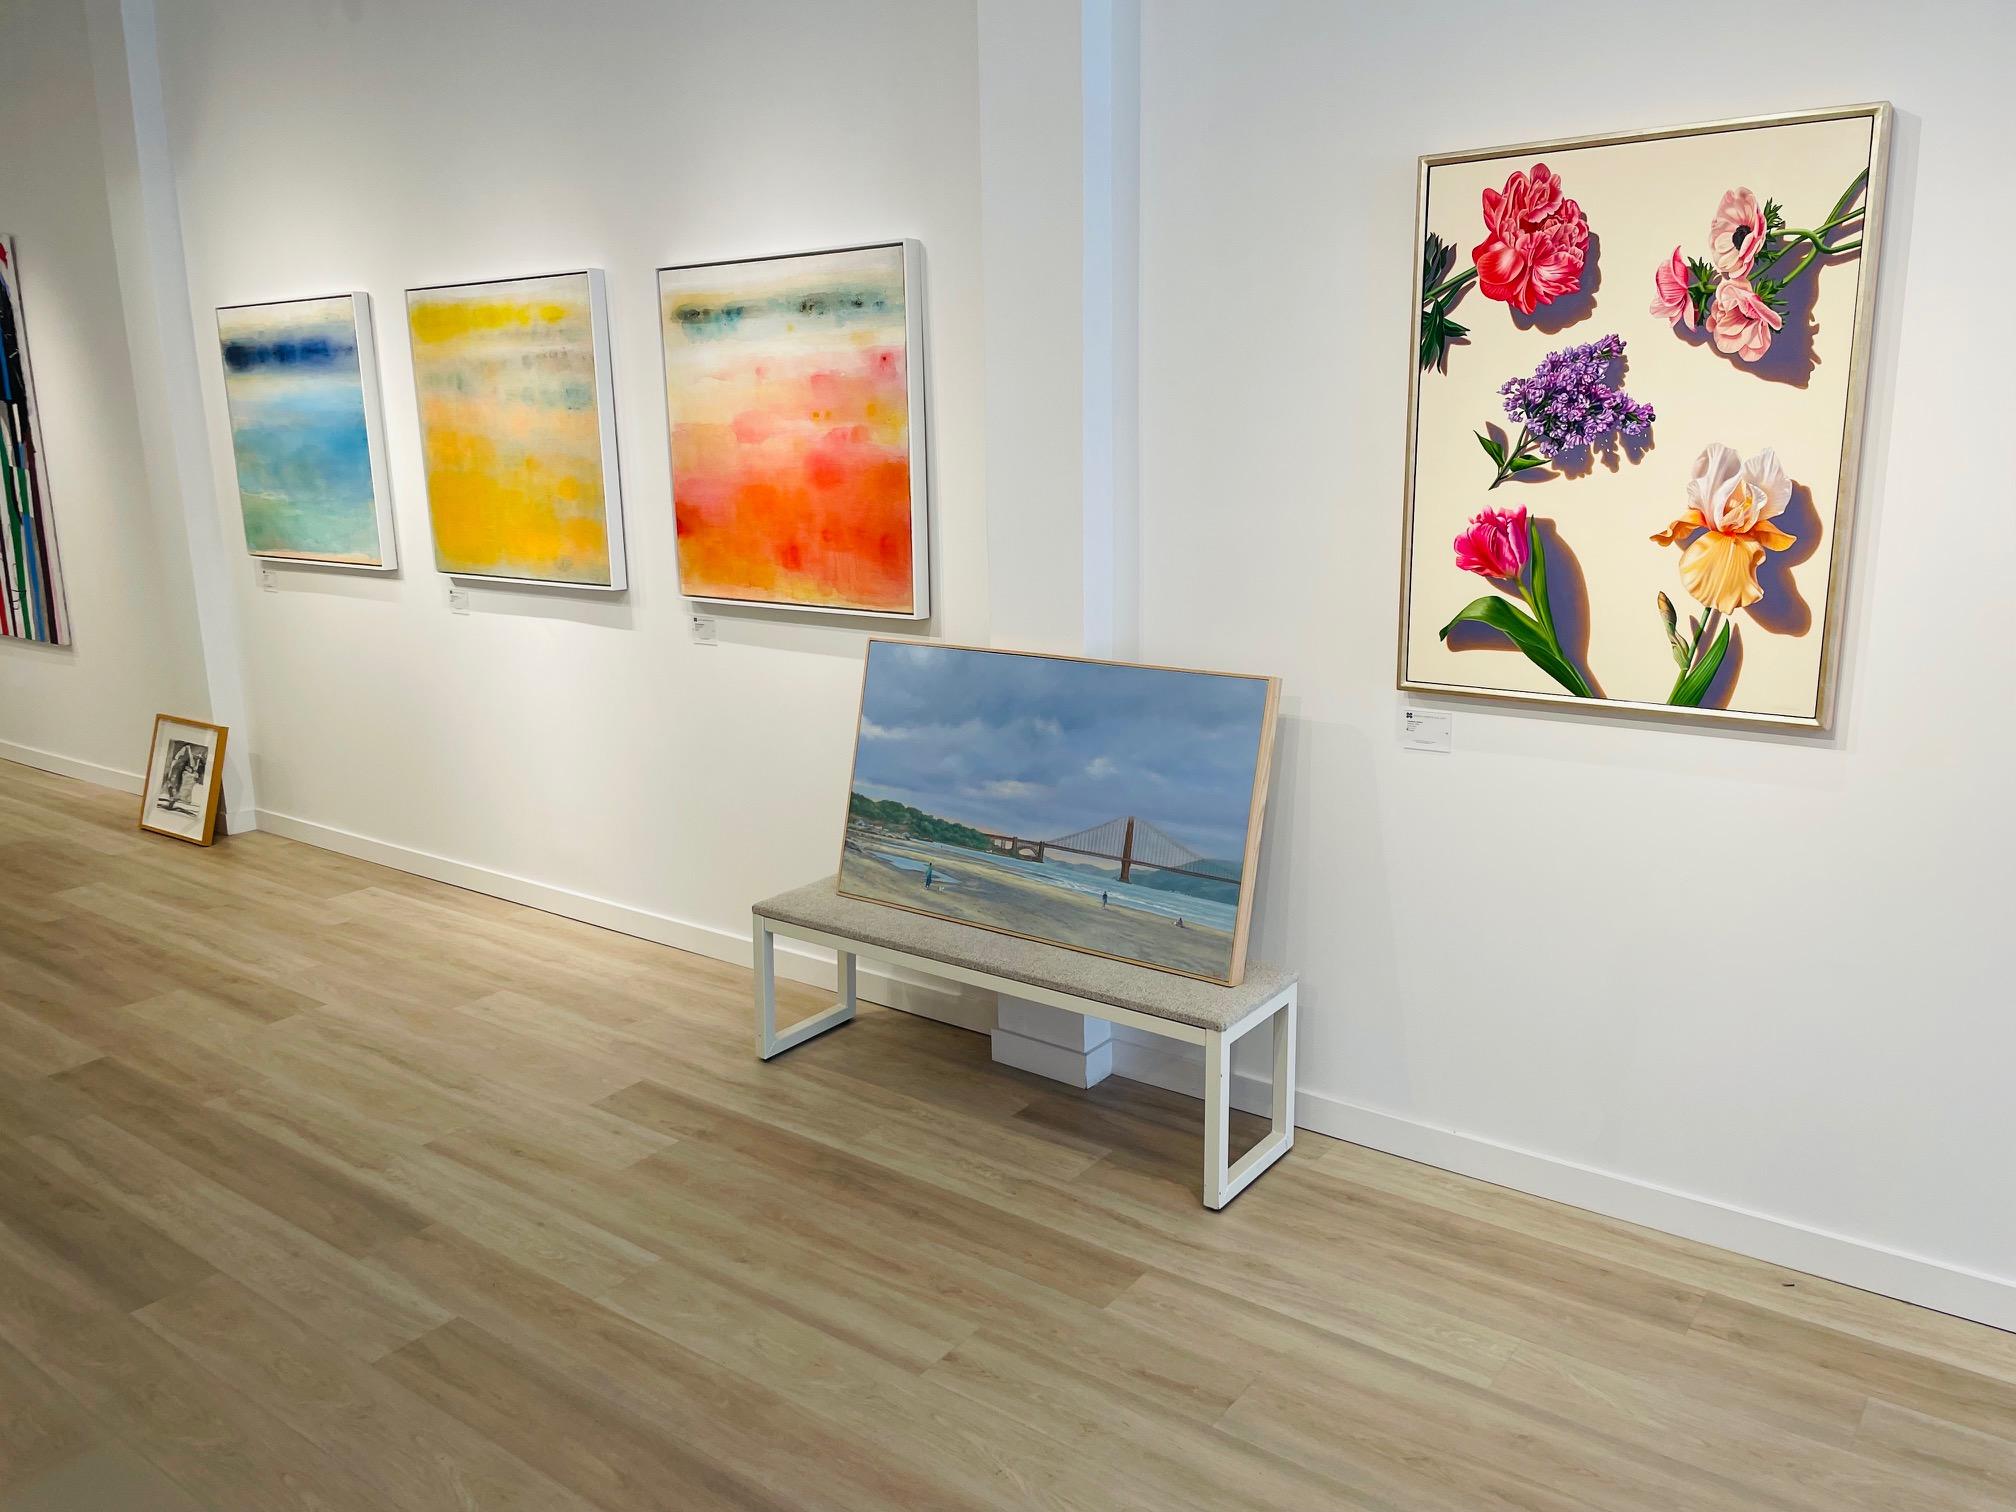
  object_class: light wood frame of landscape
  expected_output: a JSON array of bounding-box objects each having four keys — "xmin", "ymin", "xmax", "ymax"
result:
[
  {"xmin": 137, "ymin": 714, "xmax": 229, "ymax": 847},
  {"xmin": 1395, "ymin": 102, "xmax": 1893, "ymax": 730},
  {"xmin": 833, "ymin": 639, "xmax": 1282, "ymax": 986}
]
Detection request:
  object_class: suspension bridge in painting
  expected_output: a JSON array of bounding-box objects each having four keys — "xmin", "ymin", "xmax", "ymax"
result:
[{"xmin": 977, "ymin": 815, "xmax": 1226, "ymax": 884}]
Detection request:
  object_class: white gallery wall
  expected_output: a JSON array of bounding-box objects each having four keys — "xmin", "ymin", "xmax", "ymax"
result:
[
  {"xmin": 146, "ymin": 0, "xmax": 993, "ymax": 974},
  {"xmin": 0, "ymin": 0, "xmax": 207, "ymax": 785},
  {"xmin": 1136, "ymin": 0, "xmax": 2014, "ymax": 1322}
]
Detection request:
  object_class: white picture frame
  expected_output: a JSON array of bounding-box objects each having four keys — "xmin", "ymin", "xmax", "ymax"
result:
[
  {"xmin": 215, "ymin": 291, "xmax": 399, "ymax": 572},
  {"xmin": 656, "ymin": 239, "xmax": 930, "ymax": 619},
  {"xmin": 405, "ymin": 267, "xmax": 628, "ymax": 592}
]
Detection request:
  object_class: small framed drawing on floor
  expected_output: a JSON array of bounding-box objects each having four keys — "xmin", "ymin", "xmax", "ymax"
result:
[{"xmin": 139, "ymin": 715, "xmax": 228, "ymax": 846}]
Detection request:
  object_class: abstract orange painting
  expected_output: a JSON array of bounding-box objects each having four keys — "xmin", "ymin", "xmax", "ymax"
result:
[
  {"xmin": 406, "ymin": 270, "xmax": 625, "ymax": 588},
  {"xmin": 658, "ymin": 243, "xmax": 928, "ymax": 616}
]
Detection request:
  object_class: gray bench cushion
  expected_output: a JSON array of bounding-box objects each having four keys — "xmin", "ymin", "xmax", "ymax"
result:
[{"xmin": 754, "ymin": 878, "xmax": 1295, "ymax": 1033}]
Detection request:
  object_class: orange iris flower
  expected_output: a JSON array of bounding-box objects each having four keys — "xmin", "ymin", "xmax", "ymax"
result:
[{"xmin": 1652, "ymin": 443, "xmax": 1796, "ymax": 615}]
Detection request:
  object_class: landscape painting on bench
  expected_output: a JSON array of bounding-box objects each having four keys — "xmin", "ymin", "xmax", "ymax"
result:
[{"xmin": 837, "ymin": 641, "xmax": 1280, "ymax": 985}]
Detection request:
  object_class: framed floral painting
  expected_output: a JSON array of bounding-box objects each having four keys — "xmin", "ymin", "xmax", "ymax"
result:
[{"xmin": 1398, "ymin": 104, "xmax": 1891, "ymax": 728}]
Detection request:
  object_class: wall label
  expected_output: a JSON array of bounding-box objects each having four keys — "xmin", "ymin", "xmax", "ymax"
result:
[{"xmin": 1401, "ymin": 706, "xmax": 1453, "ymax": 753}]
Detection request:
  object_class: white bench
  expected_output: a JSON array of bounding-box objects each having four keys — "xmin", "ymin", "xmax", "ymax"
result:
[{"xmin": 752, "ymin": 880, "xmax": 1299, "ymax": 1209}]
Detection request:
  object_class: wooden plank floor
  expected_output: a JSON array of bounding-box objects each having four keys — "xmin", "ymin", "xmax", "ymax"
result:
[{"xmin": 0, "ymin": 759, "xmax": 2011, "ymax": 1510}]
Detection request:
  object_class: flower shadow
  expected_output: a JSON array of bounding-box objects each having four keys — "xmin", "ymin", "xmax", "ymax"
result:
[
  {"xmin": 1444, "ymin": 612, "xmax": 1522, "ymax": 655},
  {"xmin": 1536, "ymin": 517, "xmax": 1602, "ymax": 697},
  {"xmin": 1510, "ymin": 231, "xmax": 1600, "ymax": 335},
  {"xmin": 1672, "ymin": 248, "xmax": 1849, "ymax": 390},
  {"xmin": 1547, "ymin": 427, "xmax": 1658, "ymax": 483},
  {"xmin": 1748, "ymin": 482, "xmax": 1823, "ymax": 637}
]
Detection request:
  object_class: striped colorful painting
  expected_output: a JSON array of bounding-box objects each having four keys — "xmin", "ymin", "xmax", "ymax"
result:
[
  {"xmin": 659, "ymin": 243, "xmax": 928, "ymax": 616},
  {"xmin": 217, "ymin": 294, "xmax": 395, "ymax": 567},
  {"xmin": 0, "ymin": 237, "xmax": 69, "ymax": 645},
  {"xmin": 406, "ymin": 270, "xmax": 624, "ymax": 588}
]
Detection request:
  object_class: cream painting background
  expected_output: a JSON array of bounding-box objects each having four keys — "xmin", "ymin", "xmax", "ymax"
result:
[{"xmin": 1403, "ymin": 114, "xmax": 1876, "ymax": 718}]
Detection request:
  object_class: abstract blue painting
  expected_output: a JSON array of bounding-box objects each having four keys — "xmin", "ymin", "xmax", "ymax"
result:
[
  {"xmin": 837, "ymin": 641, "xmax": 1280, "ymax": 983},
  {"xmin": 216, "ymin": 293, "xmax": 395, "ymax": 567}
]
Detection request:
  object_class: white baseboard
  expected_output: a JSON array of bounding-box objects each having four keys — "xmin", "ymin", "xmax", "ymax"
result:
[
  {"xmin": 251, "ymin": 807, "xmax": 991, "ymax": 1034},
  {"xmin": 0, "ymin": 740, "xmax": 144, "ymax": 794},
  {"xmin": 26, "ymin": 767, "xmax": 2009, "ymax": 1332},
  {"xmin": 1108, "ymin": 1034, "xmax": 2016, "ymax": 1334}
]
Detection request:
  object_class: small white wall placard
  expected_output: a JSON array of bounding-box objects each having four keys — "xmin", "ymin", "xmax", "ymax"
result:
[
  {"xmin": 258, "ymin": 565, "xmax": 278, "ymax": 593},
  {"xmin": 690, "ymin": 614, "xmax": 717, "ymax": 646},
  {"xmin": 1401, "ymin": 706, "xmax": 1453, "ymax": 753},
  {"xmin": 447, "ymin": 585, "xmax": 470, "ymax": 615}
]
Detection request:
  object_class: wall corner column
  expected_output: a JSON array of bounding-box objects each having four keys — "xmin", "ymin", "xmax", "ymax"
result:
[{"xmin": 85, "ymin": 0, "xmax": 257, "ymax": 825}]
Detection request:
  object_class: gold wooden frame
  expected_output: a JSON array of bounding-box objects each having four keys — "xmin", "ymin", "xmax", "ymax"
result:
[
  {"xmin": 138, "ymin": 714, "xmax": 229, "ymax": 847},
  {"xmin": 1396, "ymin": 101, "xmax": 1894, "ymax": 730},
  {"xmin": 834, "ymin": 639, "xmax": 1282, "ymax": 986}
]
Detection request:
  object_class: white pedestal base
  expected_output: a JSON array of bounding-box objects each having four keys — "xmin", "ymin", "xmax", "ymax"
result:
[{"xmin": 991, "ymin": 993, "xmax": 1113, "ymax": 1088}]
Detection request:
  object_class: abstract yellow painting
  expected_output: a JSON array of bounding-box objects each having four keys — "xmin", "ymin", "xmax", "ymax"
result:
[{"xmin": 405, "ymin": 270, "xmax": 625, "ymax": 588}]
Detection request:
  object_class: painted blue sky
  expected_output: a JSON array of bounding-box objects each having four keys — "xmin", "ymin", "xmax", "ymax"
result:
[{"xmin": 850, "ymin": 643, "xmax": 1270, "ymax": 860}]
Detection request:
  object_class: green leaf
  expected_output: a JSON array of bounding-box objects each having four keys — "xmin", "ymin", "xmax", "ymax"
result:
[
  {"xmin": 1420, "ymin": 295, "xmax": 1470, "ymax": 371},
  {"xmin": 1422, "ymin": 232, "xmax": 1455, "ymax": 290},
  {"xmin": 1474, "ymin": 431, "xmax": 1506, "ymax": 467},
  {"xmin": 1669, "ymin": 621, "xmax": 1733, "ymax": 706},
  {"xmin": 1526, "ymin": 515, "xmax": 1554, "ymax": 641},
  {"xmin": 1439, "ymin": 595, "xmax": 1591, "ymax": 697},
  {"xmin": 1508, "ymin": 452, "xmax": 1547, "ymax": 473}
]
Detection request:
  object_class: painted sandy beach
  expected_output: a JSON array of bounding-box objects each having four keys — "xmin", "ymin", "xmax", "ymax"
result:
[
  {"xmin": 840, "ymin": 835, "xmax": 1236, "ymax": 979},
  {"xmin": 835, "ymin": 641, "xmax": 1275, "ymax": 979}
]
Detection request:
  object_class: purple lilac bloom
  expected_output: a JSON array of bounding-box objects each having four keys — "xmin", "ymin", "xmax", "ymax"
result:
[{"xmin": 1499, "ymin": 334, "xmax": 1655, "ymax": 459}]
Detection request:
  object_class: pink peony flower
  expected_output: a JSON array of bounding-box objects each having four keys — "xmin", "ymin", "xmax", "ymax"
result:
[
  {"xmin": 1709, "ymin": 188, "xmax": 1767, "ymax": 277},
  {"xmin": 1473, "ymin": 164, "xmax": 1589, "ymax": 315},
  {"xmin": 1454, "ymin": 505, "xmax": 1531, "ymax": 579},
  {"xmin": 1710, "ymin": 277, "xmax": 1782, "ymax": 362},
  {"xmin": 1650, "ymin": 246, "xmax": 1697, "ymax": 329}
]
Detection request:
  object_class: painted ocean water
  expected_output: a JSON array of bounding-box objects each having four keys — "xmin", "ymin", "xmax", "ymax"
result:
[
  {"xmin": 866, "ymin": 840, "xmax": 1237, "ymax": 932},
  {"xmin": 218, "ymin": 295, "xmax": 385, "ymax": 564}
]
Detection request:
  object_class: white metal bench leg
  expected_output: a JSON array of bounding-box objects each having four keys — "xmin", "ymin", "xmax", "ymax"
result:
[
  {"xmin": 1202, "ymin": 985, "xmax": 1298, "ymax": 1210},
  {"xmin": 753, "ymin": 916, "xmax": 858, "ymax": 1060}
]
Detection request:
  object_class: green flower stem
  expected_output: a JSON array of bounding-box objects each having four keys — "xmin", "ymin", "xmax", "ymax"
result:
[
  {"xmin": 1517, "ymin": 519, "xmax": 1593, "ymax": 698},
  {"xmin": 1422, "ymin": 264, "xmax": 1478, "ymax": 304},
  {"xmin": 1667, "ymin": 607, "xmax": 1721, "ymax": 701},
  {"xmin": 1751, "ymin": 171, "xmax": 1868, "ymax": 283},
  {"xmin": 1487, "ymin": 424, "xmax": 1533, "ymax": 491},
  {"xmin": 1819, "ymin": 169, "xmax": 1870, "ymax": 229},
  {"xmin": 1766, "ymin": 232, "xmax": 1861, "ymax": 289}
]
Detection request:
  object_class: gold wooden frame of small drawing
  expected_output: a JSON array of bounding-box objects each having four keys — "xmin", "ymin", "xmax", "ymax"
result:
[{"xmin": 138, "ymin": 714, "xmax": 229, "ymax": 847}]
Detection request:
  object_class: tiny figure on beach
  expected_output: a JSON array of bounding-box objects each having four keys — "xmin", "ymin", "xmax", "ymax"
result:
[
  {"xmin": 1101, "ymin": 891, "xmax": 1108, "ymax": 906},
  {"xmin": 1177, "ymin": 916, "xmax": 1186, "ymax": 929},
  {"xmin": 923, "ymin": 862, "xmax": 935, "ymax": 889}
]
